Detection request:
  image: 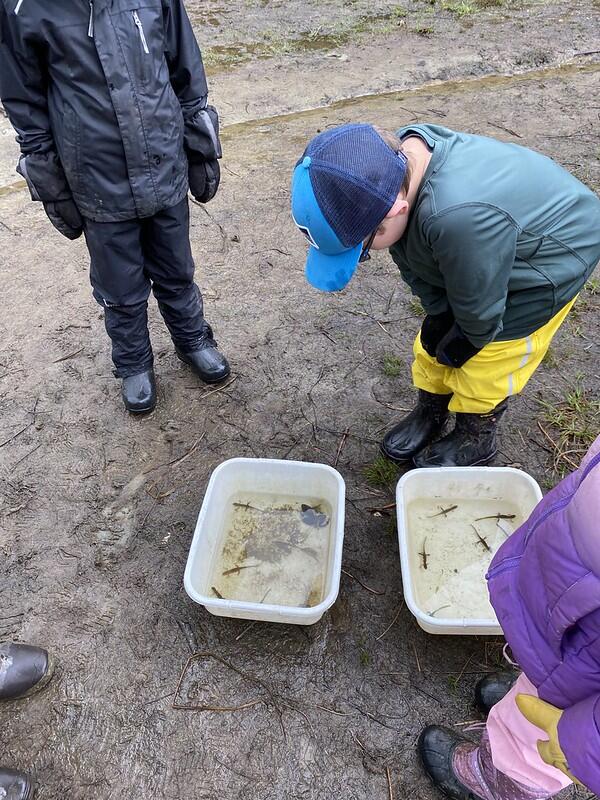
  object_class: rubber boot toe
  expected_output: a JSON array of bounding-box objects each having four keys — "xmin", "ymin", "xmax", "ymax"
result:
[
  {"xmin": 418, "ymin": 727, "xmax": 484, "ymax": 800},
  {"xmin": 475, "ymin": 670, "xmax": 519, "ymax": 715},
  {"xmin": 381, "ymin": 391, "xmax": 451, "ymax": 463},
  {"xmin": 0, "ymin": 643, "xmax": 54, "ymax": 702},
  {"xmin": 121, "ymin": 369, "xmax": 156, "ymax": 414},
  {"xmin": 176, "ymin": 346, "xmax": 230, "ymax": 384}
]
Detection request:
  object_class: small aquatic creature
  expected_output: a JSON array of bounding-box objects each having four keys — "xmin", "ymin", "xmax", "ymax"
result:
[
  {"xmin": 428, "ymin": 504, "xmax": 458, "ymax": 518},
  {"xmin": 419, "ymin": 537, "xmax": 430, "ymax": 569},
  {"xmin": 471, "ymin": 524, "xmax": 491, "ymax": 552},
  {"xmin": 273, "ymin": 540, "xmax": 294, "ymax": 555},
  {"xmin": 475, "ymin": 513, "xmax": 516, "ymax": 521},
  {"xmin": 211, "ymin": 586, "xmax": 224, "ymax": 599},
  {"xmin": 300, "ymin": 504, "xmax": 329, "ymax": 528},
  {"xmin": 222, "ymin": 564, "xmax": 259, "ymax": 576}
]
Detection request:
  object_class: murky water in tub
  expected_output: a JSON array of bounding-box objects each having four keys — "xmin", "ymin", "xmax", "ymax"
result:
[
  {"xmin": 209, "ymin": 492, "xmax": 332, "ymax": 607},
  {"xmin": 407, "ymin": 497, "xmax": 524, "ymax": 620}
]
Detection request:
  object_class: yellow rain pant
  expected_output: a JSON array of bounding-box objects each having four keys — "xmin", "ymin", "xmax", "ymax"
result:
[{"xmin": 412, "ymin": 297, "xmax": 577, "ymax": 414}]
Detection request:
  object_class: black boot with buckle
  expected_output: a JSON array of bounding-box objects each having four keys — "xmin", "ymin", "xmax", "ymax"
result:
[
  {"xmin": 381, "ymin": 390, "xmax": 452, "ymax": 463},
  {"xmin": 413, "ymin": 399, "xmax": 508, "ymax": 468}
]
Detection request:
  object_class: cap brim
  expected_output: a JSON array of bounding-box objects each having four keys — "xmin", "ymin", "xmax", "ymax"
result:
[{"xmin": 305, "ymin": 242, "xmax": 363, "ymax": 292}]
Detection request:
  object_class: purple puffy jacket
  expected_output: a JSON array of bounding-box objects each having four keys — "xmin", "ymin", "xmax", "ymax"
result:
[{"xmin": 487, "ymin": 435, "xmax": 600, "ymax": 793}]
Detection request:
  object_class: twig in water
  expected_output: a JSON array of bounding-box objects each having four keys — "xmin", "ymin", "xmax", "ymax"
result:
[
  {"xmin": 376, "ymin": 603, "xmax": 404, "ymax": 641},
  {"xmin": 387, "ymin": 766, "xmax": 394, "ymax": 800},
  {"xmin": 471, "ymin": 524, "xmax": 491, "ymax": 552},
  {"xmin": 342, "ymin": 568, "xmax": 385, "ymax": 596},
  {"xmin": 429, "ymin": 504, "xmax": 458, "ymax": 518}
]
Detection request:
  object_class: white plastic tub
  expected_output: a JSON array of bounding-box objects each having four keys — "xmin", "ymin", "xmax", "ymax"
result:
[
  {"xmin": 396, "ymin": 467, "xmax": 543, "ymax": 635},
  {"xmin": 184, "ymin": 458, "xmax": 346, "ymax": 625}
]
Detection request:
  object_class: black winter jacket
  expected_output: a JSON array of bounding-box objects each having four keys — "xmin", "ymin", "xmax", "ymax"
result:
[{"xmin": 0, "ymin": 0, "xmax": 221, "ymax": 221}]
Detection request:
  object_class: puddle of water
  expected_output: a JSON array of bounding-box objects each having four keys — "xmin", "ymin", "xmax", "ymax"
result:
[{"xmin": 222, "ymin": 61, "xmax": 600, "ymax": 137}]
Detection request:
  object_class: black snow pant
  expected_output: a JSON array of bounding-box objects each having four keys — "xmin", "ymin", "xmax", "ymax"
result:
[{"xmin": 84, "ymin": 198, "xmax": 210, "ymax": 378}]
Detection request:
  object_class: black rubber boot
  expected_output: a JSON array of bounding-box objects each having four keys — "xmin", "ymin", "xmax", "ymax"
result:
[
  {"xmin": 0, "ymin": 768, "xmax": 35, "ymax": 800},
  {"xmin": 0, "ymin": 643, "xmax": 54, "ymax": 701},
  {"xmin": 121, "ymin": 369, "xmax": 157, "ymax": 414},
  {"xmin": 380, "ymin": 390, "xmax": 452, "ymax": 463},
  {"xmin": 475, "ymin": 670, "xmax": 519, "ymax": 715},
  {"xmin": 176, "ymin": 341, "xmax": 230, "ymax": 384},
  {"xmin": 418, "ymin": 727, "xmax": 484, "ymax": 800},
  {"xmin": 413, "ymin": 399, "xmax": 508, "ymax": 468}
]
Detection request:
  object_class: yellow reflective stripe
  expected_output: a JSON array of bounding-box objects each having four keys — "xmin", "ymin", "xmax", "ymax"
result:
[{"xmin": 519, "ymin": 335, "xmax": 533, "ymax": 369}]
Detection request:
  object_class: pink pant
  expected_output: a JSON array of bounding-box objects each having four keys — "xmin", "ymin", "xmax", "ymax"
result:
[{"xmin": 487, "ymin": 674, "xmax": 572, "ymax": 794}]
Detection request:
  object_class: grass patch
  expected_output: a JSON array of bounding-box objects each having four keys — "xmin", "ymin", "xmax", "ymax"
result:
[
  {"xmin": 539, "ymin": 376, "xmax": 600, "ymax": 476},
  {"xmin": 585, "ymin": 277, "xmax": 600, "ymax": 296},
  {"xmin": 358, "ymin": 642, "xmax": 371, "ymax": 667},
  {"xmin": 441, "ymin": 0, "xmax": 476, "ymax": 14},
  {"xmin": 408, "ymin": 297, "xmax": 425, "ymax": 316},
  {"xmin": 415, "ymin": 24, "xmax": 435, "ymax": 34},
  {"xmin": 383, "ymin": 354, "xmax": 403, "ymax": 377},
  {"xmin": 364, "ymin": 455, "xmax": 400, "ymax": 488},
  {"xmin": 542, "ymin": 345, "xmax": 557, "ymax": 368}
]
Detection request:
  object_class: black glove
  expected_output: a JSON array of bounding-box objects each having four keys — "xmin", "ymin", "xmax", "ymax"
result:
[
  {"xmin": 420, "ymin": 310, "xmax": 455, "ymax": 357},
  {"xmin": 188, "ymin": 160, "xmax": 220, "ymax": 204},
  {"xmin": 43, "ymin": 198, "xmax": 83, "ymax": 240},
  {"xmin": 436, "ymin": 323, "xmax": 481, "ymax": 368}
]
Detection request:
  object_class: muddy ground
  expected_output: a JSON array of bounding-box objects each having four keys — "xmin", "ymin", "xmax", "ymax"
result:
[{"xmin": 1, "ymin": 1, "xmax": 599, "ymax": 798}]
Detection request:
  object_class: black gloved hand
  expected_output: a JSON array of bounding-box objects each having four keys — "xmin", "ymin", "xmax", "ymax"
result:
[
  {"xmin": 188, "ymin": 160, "xmax": 221, "ymax": 204},
  {"xmin": 420, "ymin": 310, "xmax": 455, "ymax": 357},
  {"xmin": 436, "ymin": 323, "xmax": 481, "ymax": 368},
  {"xmin": 43, "ymin": 198, "xmax": 83, "ymax": 240}
]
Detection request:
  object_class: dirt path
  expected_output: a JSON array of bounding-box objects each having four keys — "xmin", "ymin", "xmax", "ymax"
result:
[{"xmin": 0, "ymin": 4, "xmax": 599, "ymax": 799}]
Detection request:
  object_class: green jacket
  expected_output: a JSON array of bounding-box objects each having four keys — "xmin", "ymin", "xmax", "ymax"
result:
[{"xmin": 389, "ymin": 125, "xmax": 600, "ymax": 346}]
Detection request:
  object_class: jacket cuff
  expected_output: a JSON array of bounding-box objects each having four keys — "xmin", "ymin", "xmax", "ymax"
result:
[
  {"xmin": 184, "ymin": 105, "xmax": 222, "ymax": 163},
  {"xmin": 17, "ymin": 152, "xmax": 73, "ymax": 203},
  {"xmin": 558, "ymin": 694, "xmax": 600, "ymax": 793}
]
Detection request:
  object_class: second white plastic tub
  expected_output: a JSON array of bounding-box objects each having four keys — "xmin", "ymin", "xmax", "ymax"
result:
[
  {"xmin": 396, "ymin": 467, "xmax": 543, "ymax": 635},
  {"xmin": 184, "ymin": 457, "xmax": 346, "ymax": 625}
]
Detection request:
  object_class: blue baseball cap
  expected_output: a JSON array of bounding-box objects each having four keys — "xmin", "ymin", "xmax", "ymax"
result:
[{"xmin": 291, "ymin": 124, "xmax": 408, "ymax": 292}]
